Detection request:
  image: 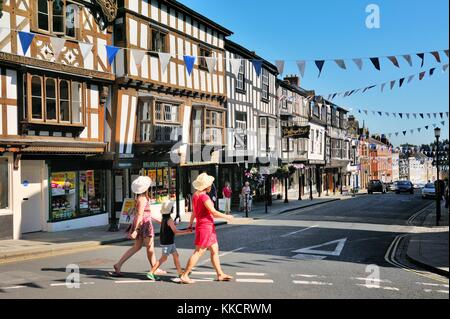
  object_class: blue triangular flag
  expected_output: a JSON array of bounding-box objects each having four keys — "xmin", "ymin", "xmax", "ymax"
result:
[
  {"xmin": 184, "ymin": 56, "xmax": 196, "ymax": 76},
  {"xmin": 252, "ymin": 60, "xmax": 263, "ymax": 77},
  {"xmin": 315, "ymin": 60, "xmax": 325, "ymax": 77},
  {"xmin": 18, "ymin": 31, "xmax": 35, "ymax": 55},
  {"xmin": 106, "ymin": 45, "xmax": 120, "ymax": 65}
]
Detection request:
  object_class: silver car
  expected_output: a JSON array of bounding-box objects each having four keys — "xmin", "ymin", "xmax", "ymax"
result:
[{"xmin": 422, "ymin": 183, "xmax": 436, "ymax": 199}]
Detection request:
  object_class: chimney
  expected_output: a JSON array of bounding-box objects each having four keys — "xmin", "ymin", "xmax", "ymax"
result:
[{"xmin": 283, "ymin": 74, "xmax": 300, "ymax": 87}]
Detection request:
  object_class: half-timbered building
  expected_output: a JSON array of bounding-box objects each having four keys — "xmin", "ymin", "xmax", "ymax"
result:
[
  {"xmin": 111, "ymin": 0, "xmax": 232, "ymax": 217},
  {"xmin": 222, "ymin": 40, "xmax": 279, "ymax": 205},
  {"xmin": 278, "ymin": 75, "xmax": 311, "ymax": 200},
  {"xmin": 0, "ymin": 0, "xmax": 116, "ymax": 239}
]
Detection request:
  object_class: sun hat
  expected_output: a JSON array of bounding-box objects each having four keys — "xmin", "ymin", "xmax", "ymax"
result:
[
  {"xmin": 160, "ymin": 200, "xmax": 175, "ymax": 215},
  {"xmin": 192, "ymin": 173, "xmax": 215, "ymax": 191},
  {"xmin": 131, "ymin": 176, "xmax": 152, "ymax": 195}
]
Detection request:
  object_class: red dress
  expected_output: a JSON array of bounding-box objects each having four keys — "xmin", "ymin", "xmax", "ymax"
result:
[{"xmin": 193, "ymin": 193, "xmax": 217, "ymax": 248}]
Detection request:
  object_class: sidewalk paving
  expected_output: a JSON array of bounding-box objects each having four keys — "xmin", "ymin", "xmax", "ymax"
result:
[
  {"xmin": 405, "ymin": 202, "xmax": 449, "ymax": 277},
  {"xmin": 0, "ymin": 192, "xmax": 352, "ymax": 264}
]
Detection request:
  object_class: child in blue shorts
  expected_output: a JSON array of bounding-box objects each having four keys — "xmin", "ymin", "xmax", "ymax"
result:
[{"xmin": 147, "ymin": 201, "xmax": 191, "ymax": 281}]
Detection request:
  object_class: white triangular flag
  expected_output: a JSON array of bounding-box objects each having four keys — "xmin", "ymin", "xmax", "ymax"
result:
[
  {"xmin": 443, "ymin": 64, "xmax": 449, "ymax": 73},
  {"xmin": 79, "ymin": 42, "xmax": 93, "ymax": 60},
  {"xmin": 275, "ymin": 60, "xmax": 285, "ymax": 75},
  {"xmin": 132, "ymin": 49, "xmax": 146, "ymax": 67},
  {"xmin": 230, "ymin": 59, "xmax": 242, "ymax": 78},
  {"xmin": 158, "ymin": 52, "xmax": 172, "ymax": 74},
  {"xmin": 50, "ymin": 37, "xmax": 66, "ymax": 60},
  {"xmin": 297, "ymin": 61, "xmax": 306, "ymax": 77},
  {"xmin": 407, "ymin": 75, "xmax": 415, "ymax": 84},
  {"xmin": 204, "ymin": 56, "xmax": 218, "ymax": 74},
  {"xmin": 353, "ymin": 58, "xmax": 363, "ymax": 70}
]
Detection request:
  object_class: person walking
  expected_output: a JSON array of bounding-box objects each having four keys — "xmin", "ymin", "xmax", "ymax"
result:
[
  {"xmin": 241, "ymin": 181, "xmax": 252, "ymax": 212},
  {"xmin": 222, "ymin": 182, "xmax": 232, "ymax": 215},
  {"xmin": 110, "ymin": 176, "xmax": 165, "ymax": 277},
  {"xmin": 179, "ymin": 173, "xmax": 234, "ymax": 284},
  {"xmin": 146, "ymin": 200, "xmax": 191, "ymax": 281}
]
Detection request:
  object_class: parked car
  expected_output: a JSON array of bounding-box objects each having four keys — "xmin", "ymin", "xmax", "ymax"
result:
[
  {"xmin": 388, "ymin": 182, "xmax": 398, "ymax": 192},
  {"xmin": 414, "ymin": 182, "xmax": 426, "ymax": 189},
  {"xmin": 368, "ymin": 180, "xmax": 387, "ymax": 194},
  {"xmin": 422, "ymin": 183, "xmax": 436, "ymax": 199},
  {"xmin": 395, "ymin": 181, "xmax": 414, "ymax": 194}
]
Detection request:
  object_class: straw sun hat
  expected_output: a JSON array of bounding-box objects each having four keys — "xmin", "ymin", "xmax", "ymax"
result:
[
  {"xmin": 131, "ymin": 176, "xmax": 152, "ymax": 195},
  {"xmin": 192, "ymin": 173, "xmax": 215, "ymax": 191},
  {"xmin": 160, "ymin": 200, "xmax": 175, "ymax": 215}
]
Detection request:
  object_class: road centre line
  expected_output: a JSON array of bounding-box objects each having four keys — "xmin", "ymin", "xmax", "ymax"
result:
[
  {"xmin": 292, "ymin": 274, "xmax": 327, "ymax": 279},
  {"xmin": 1, "ymin": 285, "xmax": 26, "ymax": 290},
  {"xmin": 416, "ymin": 282, "xmax": 449, "ymax": 288},
  {"xmin": 424, "ymin": 289, "xmax": 449, "ymax": 294},
  {"xmin": 281, "ymin": 225, "xmax": 319, "ymax": 238}
]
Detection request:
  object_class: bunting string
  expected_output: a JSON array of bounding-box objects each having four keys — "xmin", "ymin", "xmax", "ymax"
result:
[
  {"xmin": 355, "ymin": 110, "xmax": 449, "ymax": 120},
  {"xmin": 323, "ymin": 64, "xmax": 449, "ymax": 100},
  {"xmin": 0, "ymin": 28, "xmax": 448, "ymax": 78},
  {"xmin": 383, "ymin": 121, "xmax": 447, "ymax": 138}
]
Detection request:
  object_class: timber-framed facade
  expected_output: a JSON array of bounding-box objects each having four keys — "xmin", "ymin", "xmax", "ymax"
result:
[{"xmin": 0, "ymin": 0, "xmax": 116, "ymax": 239}]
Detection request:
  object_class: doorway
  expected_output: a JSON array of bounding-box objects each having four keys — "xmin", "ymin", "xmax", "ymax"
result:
[{"xmin": 21, "ymin": 161, "xmax": 44, "ymax": 234}]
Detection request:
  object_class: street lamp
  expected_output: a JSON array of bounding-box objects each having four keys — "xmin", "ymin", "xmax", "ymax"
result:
[
  {"xmin": 352, "ymin": 141, "xmax": 357, "ymax": 197},
  {"xmin": 435, "ymin": 127, "xmax": 441, "ymax": 226}
]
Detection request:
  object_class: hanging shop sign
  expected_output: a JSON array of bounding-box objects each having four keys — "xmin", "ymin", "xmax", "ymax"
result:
[{"xmin": 282, "ymin": 125, "xmax": 310, "ymax": 139}]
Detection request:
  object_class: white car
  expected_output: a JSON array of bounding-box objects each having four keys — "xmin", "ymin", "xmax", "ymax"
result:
[{"xmin": 422, "ymin": 183, "xmax": 436, "ymax": 199}]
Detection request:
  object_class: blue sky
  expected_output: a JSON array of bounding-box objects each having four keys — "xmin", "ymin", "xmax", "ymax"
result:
[{"xmin": 179, "ymin": 0, "xmax": 449, "ymax": 146}]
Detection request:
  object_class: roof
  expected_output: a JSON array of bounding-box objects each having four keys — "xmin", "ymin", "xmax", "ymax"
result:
[
  {"xmin": 225, "ymin": 40, "xmax": 278, "ymax": 74},
  {"xmin": 165, "ymin": 0, "xmax": 233, "ymax": 36}
]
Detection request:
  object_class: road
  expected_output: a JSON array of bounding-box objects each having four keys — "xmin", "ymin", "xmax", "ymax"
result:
[{"xmin": 0, "ymin": 192, "xmax": 448, "ymax": 299}]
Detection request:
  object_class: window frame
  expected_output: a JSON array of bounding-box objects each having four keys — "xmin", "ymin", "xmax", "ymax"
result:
[
  {"xmin": 236, "ymin": 57, "xmax": 246, "ymax": 93},
  {"xmin": 26, "ymin": 73, "xmax": 86, "ymax": 126},
  {"xmin": 199, "ymin": 45, "xmax": 213, "ymax": 70},
  {"xmin": 150, "ymin": 28, "xmax": 169, "ymax": 53},
  {"xmin": 261, "ymin": 68, "xmax": 270, "ymax": 102},
  {"xmin": 204, "ymin": 109, "xmax": 225, "ymax": 145},
  {"xmin": 34, "ymin": 0, "xmax": 80, "ymax": 39}
]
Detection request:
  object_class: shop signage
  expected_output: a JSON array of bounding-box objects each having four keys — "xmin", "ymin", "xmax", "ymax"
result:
[
  {"xmin": 119, "ymin": 154, "xmax": 134, "ymax": 159},
  {"xmin": 143, "ymin": 162, "xmax": 170, "ymax": 169},
  {"xmin": 119, "ymin": 198, "xmax": 136, "ymax": 225},
  {"xmin": 282, "ymin": 125, "xmax": 310, "ymax": 139}
]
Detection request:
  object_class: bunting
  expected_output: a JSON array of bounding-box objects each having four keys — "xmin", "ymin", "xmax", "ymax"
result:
[
  {"xmin": 252, "ymin": 60, "xmax": 263, "ymax": 77},
  {"xmin": 204, "ymin": 56, "xmax": 218, "ymax": 74},
  {"xmin": 50, "ymin": 37, "xmax": 66, "ymax": 60},
  {"xmin": 184, "ymin": 56, "xmax": 196, "ymax": 76},
  {"xmin": 297, "ymin": 61, "xmax": 306, "ymax": 78},
  {"xmin": 131, "ymin": 49, "xmax": 146, "ymax": 67},
  {"xmin": 158, "ymin": 52, "xmax": 172, "ymax": 73},
  {"xmin": 315, "ymin": 60, "xmax": 325, "ymax": 77},
  {"xmin": 105, "ymin": 45, "xmax": 120, "ymax": 65},
  {"xmin": 18, "ymin": 31, "xmax": 35, "ymax": 55},
  {"xmin": 230, "ymin": 58, "xmax": 243, "ymax": 78}
]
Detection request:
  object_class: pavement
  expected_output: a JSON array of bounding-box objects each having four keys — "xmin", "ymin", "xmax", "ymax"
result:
[
  {"xmin": 0, "ymin": 192, "xmax": 345, "ymax": 264},
  {"xmin": 0, "ymin": 191, "xmax": 448, "ymax": 299},
  {"xmin": 405, "ymin": 202, "xmax": 449, "ymax": 277}
]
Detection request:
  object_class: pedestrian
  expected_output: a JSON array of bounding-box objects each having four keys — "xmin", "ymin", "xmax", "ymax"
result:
[
  {"xmin": 208, "ymin": 182, "xmax": 218, "ymax": 204},
  {"xmin": 241, "ymin": 181, "xmax": 252, "ymax": 212},
  {"xmin": 110, "ymin": 176, "xmax": 165, "ymax": 277},
  {"xmin": 222, "ymin": 182, "xmax": 232, "ymax": 215},
  {"xmin": 146, "ymin": 200, "xmax": 192, "ymax": 281},
  {"xmin": 179, "ymin": 173, "xmax": 234, "ymax": 284}
]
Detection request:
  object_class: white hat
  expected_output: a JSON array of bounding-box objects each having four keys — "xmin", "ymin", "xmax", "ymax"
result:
[
  {"xmin": 161, "ymin": 200, "xmax": 175, "ymax": 215},
  {"xmin": 192, "ymin": 173, "xmax": 215, "ymax": 191},
  {"xmin": 131, "ymin": 176, "xmax": 152, "ymax": 195}
]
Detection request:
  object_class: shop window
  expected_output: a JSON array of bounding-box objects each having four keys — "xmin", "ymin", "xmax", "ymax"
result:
[
  {"xmin": 27, "ymin": 74, "xmax": 85, "ymax": 125},
  {"xmin": 137, "ymin": 165, "xmax": 177, "ymax": 205},
  {"xmin": 0, "ymin": 158, "xmax": 8, "ymax": 209},
  {"xmin": 50, "ymin": 170, "xmax": 105, "ymax": 221}
]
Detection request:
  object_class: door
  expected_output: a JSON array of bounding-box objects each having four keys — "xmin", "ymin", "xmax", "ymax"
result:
[{"xmin": 21, "ymin": 161, "xmax": 44, "ymax": 233}]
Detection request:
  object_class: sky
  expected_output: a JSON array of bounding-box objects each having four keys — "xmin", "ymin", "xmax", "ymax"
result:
[{"xmin": 179, "ymin": 0, "xmax": 449, "ymax": 147}]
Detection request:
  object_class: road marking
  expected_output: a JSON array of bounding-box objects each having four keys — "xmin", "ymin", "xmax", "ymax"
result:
[
  {"xmin": 356, "ymin": 284, "xmax": 400, "ymax": 291},
  {"xmin": 292, "ymin": 274, "xmax": 327, "ymax": 279},
  {"xmin": 114, "ymin": 280, "xmax": 156, "ymax": 284},
  {"xmin": 424, "ymin": 289, "xmax": 449, "ymax": 294},
  {"xmin": 385, "ymin": 234, "xmax": 449, "ymax": 283},
  {"xmin": 281, "ymin": 225, "xmax": 318, "ymax": 238},
  {"xmin": 416, "ymin": 282, "xmax": 449, "ymax": 288},
  {"xmin": 50, "ymin": 282, "xmax": 95, "ymax": 287},
  {"xmin": 1, "ymin": 285, "xmax": 26, "ymax": 290},
  {"xmin": 293, "ymin": 280, "xmax": 333, "ymax": 286},
  {"xmin": 352, "ymin": 277, "xmax": 392, "ymax": 283},
  {"xmin": 407, "ymin": 203, "xmax": 434, "ymax": 225},
  {"xmin": 198, "ymin": 247, "xmax": 245, "ymax": 266},
  {"xmin": 236, "ymin": 272, "xmax": 267, "ymax": 277},
  {"xmin": 292, "ymin": 238, "xmax": 347, "ymax": 257},
  {"xmin": 236, "ymin": 279, "xmax": 274, "ymax": 284},
  {"xmin": 291, "ymin": 254, "xmax": 327, "ymax": 260}
]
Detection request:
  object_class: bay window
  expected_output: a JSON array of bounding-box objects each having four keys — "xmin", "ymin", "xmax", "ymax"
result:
[
  {"xmin": 139, "ymin": 100, "xmax": 180, "ymax": 143},
  {"xmin": 190, "ymin": 108, "xmax": 224, "ymax": 145},
  {"xmin": 27, "ymin": 74, "xmax": 85, "ymax": 125}
]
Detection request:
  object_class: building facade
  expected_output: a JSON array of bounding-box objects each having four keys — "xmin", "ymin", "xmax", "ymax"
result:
[{"xmin": 0, "ymin": 0, "xmax": 115, "ymax": 239}]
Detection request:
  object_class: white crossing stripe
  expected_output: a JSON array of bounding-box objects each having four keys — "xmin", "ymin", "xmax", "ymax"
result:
[
  {"xmin": 424, "ymin": 289, "xmax": 449, "ymax": 294},
  {"xmin": 191, "ymin": 271, "xmax": 217, "ymax": 276},
  {"xmin": 356, "ymin": 284, "xmax": 400, "ymax": 291},
  {"xmin": 281, "ymin": 225, "xmax": 318, "ymax": 238},
  {"xmin": 50, "ymin": 282, "xmax": 95, "ymax": 287},
  {"xmin": 236, "ymin": 279, "xmax": 274, "ymax": 284},
  {"xmin": 292, "ymin": 274, "xmax": 326, "ymax": 278},
  {"xmin": 236, "ymin": 272, "xmax": 267, "ymax": 277},
  {"xmin": 416, "ymin": 282, "xmax": 449, "ymax": 288},
  {"xmin": 2, "ymin": 285, "xmax": 26, "ymax": 290},
  {"xmin": 352, "ymin": 277, "xmax": 392, "ymax": 283},
  {"xmin": 293, "ymin": 280, "xmax": 333, "ymax": 286}
]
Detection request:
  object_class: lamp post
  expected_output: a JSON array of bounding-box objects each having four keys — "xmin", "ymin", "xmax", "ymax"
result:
[
  {"xmin": 435, "ymin": 127, "xmax": 441, "ymax": 226},
  {"xmin": 352, "ymin": 141, "xmax": 357, "ymax": 197}
]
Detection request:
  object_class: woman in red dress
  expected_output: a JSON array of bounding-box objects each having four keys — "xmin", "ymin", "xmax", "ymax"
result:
[{"xmin": 180, "ymin": 173, "xmax": 234, "ymax": 284}]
